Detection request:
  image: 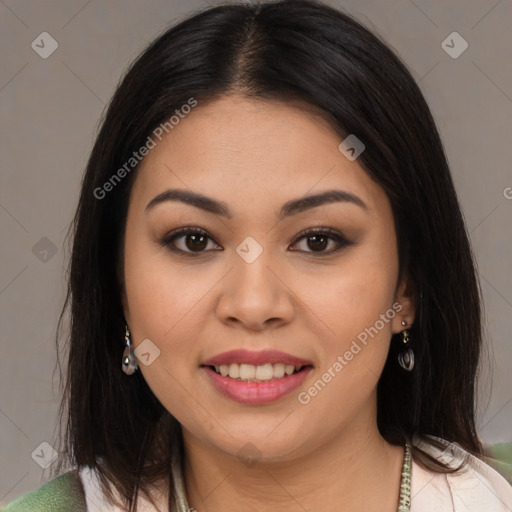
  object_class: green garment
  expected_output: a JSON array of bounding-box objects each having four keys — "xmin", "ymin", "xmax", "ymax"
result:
[{"xmin": 0, "ymin": 471, "xmax": 86, "ymax": 511}]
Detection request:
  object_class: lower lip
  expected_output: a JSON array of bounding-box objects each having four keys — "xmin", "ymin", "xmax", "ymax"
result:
[{"xmin": 202, "ymin": 366, "xmax": 313, "ymax": 405}]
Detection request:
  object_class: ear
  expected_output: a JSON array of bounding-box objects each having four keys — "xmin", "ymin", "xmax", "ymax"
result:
[{"xmin": 391, "ymin": 274, "xmax": 416, "ymax": 334}]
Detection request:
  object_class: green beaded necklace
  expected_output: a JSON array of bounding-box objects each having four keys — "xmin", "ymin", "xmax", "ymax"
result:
[{"xmin": 397, "ymin": 443, "xmax": 412, "ymax": 512}]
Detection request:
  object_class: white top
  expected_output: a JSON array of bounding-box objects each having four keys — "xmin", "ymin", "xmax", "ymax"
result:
[
  {"xmin": 79, "ymin": 436, "xmax": 512, "ymax": 511},
  {"xmin": 410, "ymin": 436, "xmax": 512, "ymax": 511}
]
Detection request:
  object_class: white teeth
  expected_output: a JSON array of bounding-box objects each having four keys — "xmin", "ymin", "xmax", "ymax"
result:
[
  {"xmin": 273, "ymin": 363, "xmax": 285, "ymax": 378},
  {"xmin": 212, "ymin": 362, "xmax": 305, "ymax": 381},
  {"xmin": 285, "ymin": 365, "xmax": 295, "ymax": 375},
  {"xmin": 239, "ymin": 364, "xmax": 256, "ymax": 380},
  {"xmin": 255, "ymin": 363, "xmax": 274, "ymax": 380},
  {"xmin": 228, "ymin": 363, "xmax": 240, "ymax": 379}
]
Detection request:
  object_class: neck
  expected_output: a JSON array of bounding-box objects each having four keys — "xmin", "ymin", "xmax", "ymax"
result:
[{"xmin": 180, "ymin": 404, "xmax": 404, "ymax": 512}]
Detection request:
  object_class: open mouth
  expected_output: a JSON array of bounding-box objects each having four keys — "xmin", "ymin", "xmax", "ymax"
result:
[{"xmin": 204, "ymin": 363, "xmax": 312, "ymax": 382}]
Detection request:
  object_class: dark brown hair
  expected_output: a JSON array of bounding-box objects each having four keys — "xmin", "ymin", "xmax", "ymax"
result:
[{"xmin": 53, "ymin": 1, "xmax": 484, "ymax": 510}]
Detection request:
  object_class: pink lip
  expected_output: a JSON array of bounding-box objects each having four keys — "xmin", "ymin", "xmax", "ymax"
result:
[
  {"xmin": 202, "ymin": 349, "xmax": 313, "ymax": 367},
  {"xmin": 202, "ymin": 366, "xmax": 313, "ymax": 404}
]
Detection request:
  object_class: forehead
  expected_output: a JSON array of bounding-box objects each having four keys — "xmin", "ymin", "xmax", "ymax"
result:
[{"xmin": 131, "ymin": 95, "xmax": 388, "ymax": 215}]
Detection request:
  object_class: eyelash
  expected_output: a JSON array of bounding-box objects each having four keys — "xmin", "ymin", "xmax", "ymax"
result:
[{"xmin": 159, "ymin": 226, "xmax": 353, "ymax": 256}]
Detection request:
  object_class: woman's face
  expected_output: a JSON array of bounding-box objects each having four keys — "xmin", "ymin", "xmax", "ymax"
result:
[{"xmin": 122, "ymin": 95, "xmax": 415, "ymax": 463}]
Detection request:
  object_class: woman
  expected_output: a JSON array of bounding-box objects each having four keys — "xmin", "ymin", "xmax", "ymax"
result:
[{"xmin": 3, "ymin": 0, "xmax": 511, "ymax": 510}]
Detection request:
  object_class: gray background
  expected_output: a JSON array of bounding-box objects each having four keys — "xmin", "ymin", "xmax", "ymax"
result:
[{"xmin": 1, "ymin": 0, "xmax": 511, "ymax": 503}]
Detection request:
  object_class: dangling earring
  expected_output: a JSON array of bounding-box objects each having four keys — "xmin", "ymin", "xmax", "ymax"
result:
[
  {"xmin": 122, "ymin": 325, "xmax": 139, "ymax": 375},
  {"xmin": 398, "ymin": 320, "xmax": 414, "ymax": 371}
]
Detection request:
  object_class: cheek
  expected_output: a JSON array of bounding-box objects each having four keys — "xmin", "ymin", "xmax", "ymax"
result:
[
  {"xmin": 295, "ymin": 266, "xmax": 398, "ymax": 434},
  {"xmin": 305, "ymin": 243, "xmax": 398, "ymax": 349},
  {"xmin": 297, "ymin": 245, "xmax": 399, "ymax": 421},
  {"xmin": 123, "ymin": 231, "xmax": 206, "ymax": 337},
  {"xmin": 123, "ymin": 243, "xmax": 212, "ymax": 421}
]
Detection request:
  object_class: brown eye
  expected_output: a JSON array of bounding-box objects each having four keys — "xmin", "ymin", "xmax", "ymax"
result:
[
  {"xmin": 184, "ymin": 233, "xmax": 208, "ymax": 251},
  {"xmin": 290, "ymin": 228, "xmax": 351, "ymax": 255},
  {"xmin": 305, "ymin": 234, "xmax": 329, "ymax": 252},
  {"xmin": 160, "ymin": 227, "xmax": 220, "ymax": 255}
]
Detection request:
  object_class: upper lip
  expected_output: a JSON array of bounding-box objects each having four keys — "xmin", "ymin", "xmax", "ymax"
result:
[{"xmin": 202, "ymin": 349, "xmax": 313, "ymax": 368}]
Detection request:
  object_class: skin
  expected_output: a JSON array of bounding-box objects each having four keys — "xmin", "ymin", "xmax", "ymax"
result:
[{"xmin": 121, "ymin": 94, "xmax": 416, "ymax": 511}]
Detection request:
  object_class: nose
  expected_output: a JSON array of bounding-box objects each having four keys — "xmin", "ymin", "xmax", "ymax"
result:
[{"xmin": 216, "ymin": 250, "xmax": 295, "ymax": 331}]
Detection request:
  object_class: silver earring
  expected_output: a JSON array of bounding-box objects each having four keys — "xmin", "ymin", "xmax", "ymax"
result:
[
  {"xmin": 122, "ymin": 325, "xmax": 139, "ymax": 375},
  {"xmin": 398, "ymin": 321, "xmax": 414, "ymax": 371}
]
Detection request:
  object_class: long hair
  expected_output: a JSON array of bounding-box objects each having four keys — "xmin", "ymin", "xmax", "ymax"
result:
[{"xmin": 53, "ymin": 1, "xmax": 484, "ymax": 509}]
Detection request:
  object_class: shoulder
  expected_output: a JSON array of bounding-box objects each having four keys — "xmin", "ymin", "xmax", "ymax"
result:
[
  {"xmin": 411, "ymin": 435, "xmax": 512, "ymax": 512},
  {"xmin": 0, "ymin": 470, "xmax": 86, "ymax": 511}
]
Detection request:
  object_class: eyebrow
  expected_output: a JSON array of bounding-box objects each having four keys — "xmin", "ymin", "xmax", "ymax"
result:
[{"xmin": 145, "ymin": 188, "xmax": 368, "ymax": 219}]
